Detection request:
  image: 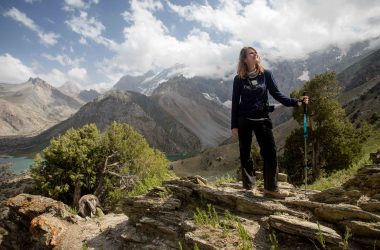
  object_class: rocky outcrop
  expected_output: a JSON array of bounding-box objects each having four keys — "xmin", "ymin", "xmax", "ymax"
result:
[
  {"xmin": 121, "ymin": 165, "xmax": 380, "ymax": 249},
  {"xmin": 0, "ymin": 168, "xmax": 35, "ymax": 244},
  {"xmin": 78, "ymin": 194, "xmax": 103, "ymax": 218},
  {"xmin": 310, "ymin": 165, "xmax": 380, "ymax": 209},
  {"xmin": 1, "ymin": 193, "xmax": 129, "ymax": 249},
  {"xmin": 268, "ymin": 215, "xmax": 343, "ymax": 246},
  {"xmin": 2, "ymin": 164, "xmax": 380, "ymax": 249},
  {"xmin": 2, "ymin": 194, "xmax": 74, "ymax": 249}
]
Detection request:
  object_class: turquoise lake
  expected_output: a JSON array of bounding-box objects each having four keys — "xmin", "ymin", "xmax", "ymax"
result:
[
  {"xmin": 0, "ymin": 154, "xmax": 190, "ymax": 173},
  {"xmin": 0, "ymin": 155, "xmax": 35, "ymax": 173}
]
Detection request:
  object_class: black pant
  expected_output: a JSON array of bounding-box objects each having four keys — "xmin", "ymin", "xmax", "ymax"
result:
[{"xmin": 238, "ymin": 117, "xmax": 278, "ymax": 191}]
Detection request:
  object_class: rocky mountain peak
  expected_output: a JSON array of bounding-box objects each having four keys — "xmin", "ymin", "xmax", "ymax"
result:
[
  {"xmin": 28, "ymin": 77, "xmax": 46, "ymax": 85},
  {"xmin": 27, "ymin": 77, "xmax": 52, "ymax": 90}
]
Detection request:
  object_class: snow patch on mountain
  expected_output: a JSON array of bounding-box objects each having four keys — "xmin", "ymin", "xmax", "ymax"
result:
[
  {"xmin": 202, "ymin": 92, "xmax": 222, "ymax": 105},
  {"xmin": 297, "ymin": 70, "xmax": 310, "ymax": 81},
  {"xmin": 223, "ymin": 100, "xmax": 232, "ymax": 109}
]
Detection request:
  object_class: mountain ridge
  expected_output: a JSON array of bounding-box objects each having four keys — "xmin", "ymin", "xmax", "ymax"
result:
[
  {"xmin": 0, "ymin": 90, "xmax": 201, "ymax": 155},
  {"xmin": 0, "ymin": 77, "xmax": 84, "ymax": 136}
]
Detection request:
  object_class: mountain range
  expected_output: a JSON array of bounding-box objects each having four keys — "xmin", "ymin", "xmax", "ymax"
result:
[
  {"xmin": 0, "ymin": 40, "xmax": 378, "ymax": 156},
  {"xmin": 0, "ymin": 78, "xmax": 84, "ymax": 137},
  {"xmin": 0, "ymin": 90, "xmax": 202, "ymax": 155}
]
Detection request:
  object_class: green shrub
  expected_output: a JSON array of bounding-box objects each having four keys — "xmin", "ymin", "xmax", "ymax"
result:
[{"xmin": 31, "ymin": 122, "xmax": 173, "ymax": 210}]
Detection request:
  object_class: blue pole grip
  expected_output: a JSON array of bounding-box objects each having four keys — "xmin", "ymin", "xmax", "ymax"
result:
[
  {"xmin": 303, "ymin": 91, "xmax": 308, "ymax": 138},
  {"xmin": 303, "ymin": 113, "xmax": 308, "ymax": 138}
]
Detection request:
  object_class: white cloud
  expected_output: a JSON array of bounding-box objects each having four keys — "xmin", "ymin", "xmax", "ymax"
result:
[
  {"xmin": 94, "ymin": 0, "xmax": 380, "ymax": 81},
  {"xmin": 0, "ymin": 54, "xmax": 35, "ymax": 83},
  {"xmin": 65, "ymin": 11, "xmax": 117, "ymax": 49},
  {"xmin": 9, "ymin": 0, "xmax": 378, "ymax": 88},
  {"xmin": 79, "ymin": 37, "xmax": 87, "ymax": 44},
  {"xmin": 25, "ymin": 0, "xmax": 42, "ymax": 4},
  {"xmin": 42, "ymin": 53, "xmax": 84, "ymax": 67},
  {"xmin": 84, "ymin": 81, "xmax": 111, "ymax": 92},
  {"xmin": 0, "ymin": 54, "xmax": 89, "ymax": 87},
  {"xmin": 3, "ymin": 7, "xmax": 59, "ymax": 46},
  {"xmin": 96, "ymin": 0, "xmax": 240, "ymax": 82},
  {"xmin": 68, "ymin": 67, "xmax": 88, "ymax": 82},
  {"xmin": 63, "ymin": 0, "xmax": 99, "ymax": 11},
  {"xmin": 36, "ymin": 68, "xmax": 68, "ymax": 86},
  {"xmin": 36, "ymin": 67, "xmax": 90, "ymax": 87},
  {"xmin": 167, "ymin": 0, "xmax": 380, "ymax": 61}
]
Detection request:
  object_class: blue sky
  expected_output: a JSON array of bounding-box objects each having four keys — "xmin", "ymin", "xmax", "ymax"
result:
[{"xmin": 0, "ymin": 0, "xmax": 379, "ymax": 90}]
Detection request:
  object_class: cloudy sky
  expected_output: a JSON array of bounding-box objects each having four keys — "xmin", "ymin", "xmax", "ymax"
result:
[{"xmin": 1, "ymin": 0, "xmax": 379, "ymax": 90}]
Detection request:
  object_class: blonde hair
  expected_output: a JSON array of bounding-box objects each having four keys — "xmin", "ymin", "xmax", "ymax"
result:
[{"xmin": 237, "ymin": 47, "xmax": 264, "ymax": 79}]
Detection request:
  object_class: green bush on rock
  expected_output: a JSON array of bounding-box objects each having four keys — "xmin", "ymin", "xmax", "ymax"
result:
[{"xmin": 31, "ymin": 122, "xmax": 173, "ymax": 210}]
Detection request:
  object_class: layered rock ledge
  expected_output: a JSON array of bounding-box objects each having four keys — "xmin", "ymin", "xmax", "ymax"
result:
[{"xmin": 1, "ymin": 164, "xmax": 380, "ymax": 249}]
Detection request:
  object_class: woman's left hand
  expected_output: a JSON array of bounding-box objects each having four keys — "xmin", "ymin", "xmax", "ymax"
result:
[{"xmin": 298, "ymin": 96, "xmax": 309, "ymax": 106}]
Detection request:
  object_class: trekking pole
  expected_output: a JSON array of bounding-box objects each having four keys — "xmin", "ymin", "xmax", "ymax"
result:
[{"xmin": 302, "ymin": 92, "xmax": 308, "ymax": 195}]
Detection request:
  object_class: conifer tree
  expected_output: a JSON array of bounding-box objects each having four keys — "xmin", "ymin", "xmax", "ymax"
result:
[
  {"xmin": 282, "ymin": 71, "xmax": 370, "ymax": 183},
  {"xmin": 31, "ymin": 122, "xmax": 172, "ymax": 209}
]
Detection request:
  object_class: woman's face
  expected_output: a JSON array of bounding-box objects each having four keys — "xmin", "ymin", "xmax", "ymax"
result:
[{"xmin": 244, "ymin": 49, "xmax": 259, "ymax": 68}]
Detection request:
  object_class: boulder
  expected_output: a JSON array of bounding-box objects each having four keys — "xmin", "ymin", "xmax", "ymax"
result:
[
  {"xmin": 1, "ymin": 194, "xmax": 72, "ymax": 249},
  {"xmin": 314, "ymin": 203, "xmax": 380, "ymax": 222},
  {"xmin": 236, "ymin": 196, "xmax": 304, "ymax": 217},
  {"xmin": 358, "ymin": 198, "xmax": 380, "ymax": 212},
  {"xmin": 137, "ymin": 217, "xmax": 178, "ymax": 244},
  {"xmin": 6, "ymin": 193, "xmax": 70, "ymax": 220},
  {"xmin": 194, "ymin": 185, "xmax": 237, "ymax": 208},
  {"xmin": 343, "ymin": 165, "xmax": 380, "ymax": 197},
  {"xmin": 268, "ymin": 214, "xmax": 343, "ymax": 246},
  {"xmin": 339, "ymin": 220, "xmax": 380, "ymax": 237},
  {"xmin": 30, "ymin": 214, "xmax": 68, "ymax": 248},
  {"xmin": 78, "ymin": 194, "xmax": 102, "ymax": 218},
  {"xmin": 310, "ymin": 186, "xmax": 354, "ymax": 204}
]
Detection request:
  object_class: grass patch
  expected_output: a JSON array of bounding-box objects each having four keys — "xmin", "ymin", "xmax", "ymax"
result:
[
  {"xmin": 81, "ymin": 242, "xmax": 89, "ymax": 250},
  {"xmin": 210, "ymin": 174, "xmax": 235, "ymax": 187},
  {"xmin": 237, "ymin": 220, "xmax": 252, "ymax": 250},
  {"xmin": 193, "ymin": 204, "xmax": 220, "ymax": 227},
  {"xmin": 65, "ymin": 205, "xmax": 79, "ymax": 215},
  {"xmin": 192, "ymin": 206, "xmax": 253, "ymax": 249},
  {"xmin": 269, "ymin": 231, "xmax": 279, "ymax": 250},
  {"xmin": 308, "ymin": 128, "xmax": 380, "ymax": 191},
  {"xmin": 343, "ymin": 226, "xmax": 352, "ymax": 250},
  {"xmin": 316, "ymin": 221, "xmax": 326, "ymax": 249}
]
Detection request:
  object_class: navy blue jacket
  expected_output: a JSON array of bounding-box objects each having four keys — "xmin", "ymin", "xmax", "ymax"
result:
[{"xmin": 231, "ymin": 69, "xmax": 299, "ymax": 129}]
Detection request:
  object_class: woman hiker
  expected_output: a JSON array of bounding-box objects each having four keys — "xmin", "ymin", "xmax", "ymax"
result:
[{"xmin": 231, "ymin": 46, "xmax": 309, "ymax": 198}]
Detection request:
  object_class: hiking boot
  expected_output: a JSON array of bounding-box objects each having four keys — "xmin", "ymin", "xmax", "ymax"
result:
[{"xmin": 263, "ymin": 189, "xmax": 293, "ymax": 198}]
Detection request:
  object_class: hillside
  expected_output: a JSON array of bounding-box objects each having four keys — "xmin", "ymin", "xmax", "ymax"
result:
[
  {"xmin": 337, "ymin": 48, "xmax": 380, "ymax": 91},
  {"xmin": 0, "ymin": 90, "xmax": 201, "ymax": 155},
  {"xmin": 344, "ymin": 78, "xmax": 380, "ymax": 126},
  {"xmin": 152, "ymin": 76, "xmax": 231, "ymax": 149},
  {"xmin": 0, "ymin": 78, "xmax": 84, "ymax": 136},
  {"xmin": 337, "ymin": 48, "xmax": 380, "ymax": 126}
]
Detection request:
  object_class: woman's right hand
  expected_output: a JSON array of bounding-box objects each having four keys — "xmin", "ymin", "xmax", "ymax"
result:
[{"xmin": 231, "ymin": 128, "xmax": 238, "ymax": 137}]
